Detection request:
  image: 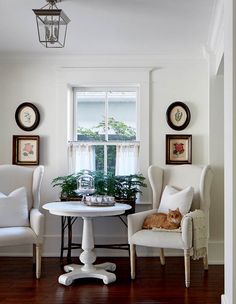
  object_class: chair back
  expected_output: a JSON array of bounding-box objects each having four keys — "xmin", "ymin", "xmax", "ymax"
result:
[
  {"xmin": 148, "ymin": 165, "xmax": 213, "ymax": 213},
  {"xmin": 0, "ymin": 165, "xmax": 44, "ymax": 209}
]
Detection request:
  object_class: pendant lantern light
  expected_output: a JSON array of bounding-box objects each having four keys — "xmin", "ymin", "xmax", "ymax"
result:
[{"xmin": 33, "ymin": 0, "xmax": 70, "ymax": 48}]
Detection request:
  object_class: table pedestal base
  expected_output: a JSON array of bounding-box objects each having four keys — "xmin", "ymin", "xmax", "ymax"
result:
[{"xmin": 58, "ymin": 262, "xmax": 116, "ymax": 286}]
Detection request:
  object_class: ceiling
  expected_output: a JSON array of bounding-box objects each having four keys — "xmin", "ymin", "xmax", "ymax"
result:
[{"xmin": 0, "ymin": 0, "xmax": 216, "ymax": 56}]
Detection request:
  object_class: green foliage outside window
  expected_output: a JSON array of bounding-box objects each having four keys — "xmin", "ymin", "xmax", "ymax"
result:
[
  {"xmin": 94, "ymin": 117, "xmax": 136, "ymax": 139},
  {"xmin": 77, "ymin": 117, "xmax": 136, "ymax": 140},
  {"xmin": 77, "ymin": 117, "xmax": 136, "ymax": 173}
]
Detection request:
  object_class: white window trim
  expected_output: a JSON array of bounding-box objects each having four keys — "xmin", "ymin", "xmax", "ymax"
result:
[{"xmin": 58, "ymin": 67, "xmax": 151, "ymax": 201}]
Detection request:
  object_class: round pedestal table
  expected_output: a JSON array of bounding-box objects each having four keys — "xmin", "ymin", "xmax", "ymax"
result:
[{"xmin": 43, "ymin": 201, "xmax": 131, "ymax": 286}]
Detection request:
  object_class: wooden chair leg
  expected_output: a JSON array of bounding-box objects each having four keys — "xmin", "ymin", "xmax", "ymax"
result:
[
  {"xmin": 130, "ymin": 244, "xmax": 136, "ymax": 280},
  {"xmin": 184, "ymin": 249, "xmax": 190, "ymax": 288},
  {"xmin": 36, "ymin": 244, "xmax": 42, "ymax": 279},
  {"xmin": 33, "ymin": 244, "xmax": 36, "ymax": 265},
  {"xmin": 203, "ymin": 254, "xmax": 208, "ymax": 270},
  {"xmin": 160, "ymin": 248, "xmax": 165, "ymax": 265}
]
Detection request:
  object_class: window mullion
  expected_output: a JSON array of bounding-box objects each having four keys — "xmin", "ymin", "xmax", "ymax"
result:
[
  {"xmin": 104, "ymin": 90, "xmax": 108, "ymax": 174},
  {"xmin": 104, "ymin": 144, "xmax": 108, "ymax": 174},
  {"xmin": 73, "ymin": 90, "xmax": 78, "ymax": 141},
  {"xmin": 105, "ymin": 91, "xmax": 109, "ymax": 141}
]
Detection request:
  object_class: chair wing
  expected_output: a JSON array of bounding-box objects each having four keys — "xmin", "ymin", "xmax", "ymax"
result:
[{"xmin": 148, "ymin": 165, "xmax": 163, "ymax": 210}]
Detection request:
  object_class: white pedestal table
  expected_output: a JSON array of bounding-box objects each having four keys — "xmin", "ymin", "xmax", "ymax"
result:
[{"xmin": 43, "ymin": 201, "xmax": 131, "ymax": 286}]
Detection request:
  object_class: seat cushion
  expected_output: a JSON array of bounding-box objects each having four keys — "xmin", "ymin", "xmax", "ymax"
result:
[
  {"xmin": 158, "ymin": 185, "xmax": 194, "ymax": 215},
  {"xmin": 0, "ymin": 187, "xmax": 29, "ymax": 227},
  {"xmin": 0, "ymin": 227, "xmax": 37, "ymax": 246},
  {"xmin": 130, "ymin": 229, "xmax": 191, "ymax": 250}
]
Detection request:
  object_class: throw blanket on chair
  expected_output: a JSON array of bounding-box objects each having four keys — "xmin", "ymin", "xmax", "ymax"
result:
[{"xmin": 183, "ymin": 209, "xmax": 208, "ymax": 260}]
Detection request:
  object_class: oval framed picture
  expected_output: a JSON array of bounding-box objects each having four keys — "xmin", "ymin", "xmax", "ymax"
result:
[
  {"xmin": 15, "ymin": 102, "xmax": 40, "ymax": 131},
  {"xmin": 166, "ymin": 101, "xmax": 191, "ymax": 131}
]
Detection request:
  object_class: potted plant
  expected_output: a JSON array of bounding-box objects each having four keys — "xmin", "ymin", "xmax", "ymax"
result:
[
  {"xmin": 52, "ymin": 171, "xmax": 147, "ymax": 212},
  {"xmin": 114, "ymin": 174, "xmax": 147, "ymax": 213},
  {"xmin": 51, "ymin": 170, "xmax": 107, "ymax": 200},
  {"xmin": 91, "ymin": 171, "xmax": 107, "ymax": 195},
  {"xmin": 51, "ymin": 172, "xmax": 83, "ymax": 201},
  {"xmin": 91, "ymin": 171, "xmax": 117, "ymax": 196}
]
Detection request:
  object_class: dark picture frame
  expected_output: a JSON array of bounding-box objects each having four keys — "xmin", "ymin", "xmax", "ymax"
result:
[
  {"xmin": 166, "ymin": 134, "xmax": 192, "ymax": 165},
  {"xmin": 166, "ymin": 101, "xmax": 191, "ymax": 131},
  {"xmin": 12, "ymin": 135, "xmax": 40, "ymax": 165},
  {"xmin": 15, "ymin": 102, "xmax": 40, "ymax": 131}
]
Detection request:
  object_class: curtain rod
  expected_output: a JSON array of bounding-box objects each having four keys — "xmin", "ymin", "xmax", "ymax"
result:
[{"xmin": 68, "ymin": 140, "xmax": 140, "ymax": 146}]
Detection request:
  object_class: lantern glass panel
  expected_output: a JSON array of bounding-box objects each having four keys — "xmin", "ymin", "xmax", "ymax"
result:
[{"xmin": 36, "ymin": 14, "xmax": 68, "ymax": 48}]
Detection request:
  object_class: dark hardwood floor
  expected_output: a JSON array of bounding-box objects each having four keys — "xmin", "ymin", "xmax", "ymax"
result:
[{"xmin": 0, "ymin": 257, "xmax": 223, "ymax": 304}]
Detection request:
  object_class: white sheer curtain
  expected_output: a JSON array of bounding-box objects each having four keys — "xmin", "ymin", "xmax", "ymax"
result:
[
  {"xmin": 68, "ymin": 143, "xmax": 95, "ymax": 173},
  {"xmin": 115, "ymin": 144, "xmax": 139, "ymax": 175}
]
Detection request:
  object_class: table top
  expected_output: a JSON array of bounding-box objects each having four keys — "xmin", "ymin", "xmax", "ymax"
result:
[{"xmin": 43, "ymin": 201, "xmax": 131, "ymax": 217}]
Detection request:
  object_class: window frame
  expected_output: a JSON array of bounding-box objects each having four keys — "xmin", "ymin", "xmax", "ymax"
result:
[{"xmin": 72, "ymin": 86, "xmax": 140, "ymax": 174}]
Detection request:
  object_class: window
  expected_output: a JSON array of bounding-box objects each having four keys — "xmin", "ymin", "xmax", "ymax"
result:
[{"xmin": 68, "ymin": 87, "xmax": 140, "ymax": 175}]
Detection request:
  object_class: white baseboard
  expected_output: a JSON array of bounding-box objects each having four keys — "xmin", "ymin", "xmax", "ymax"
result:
[
  {"xmin": 208, "ymin": 240, "xmax": 224, "ymax": 264},
  {"xmin": 0, "ymin": 235, "xmax": 224, "ymax": 264},
  {"xmin": 221, "ymin": 295, "xmax": 228, "ymax": 304}
]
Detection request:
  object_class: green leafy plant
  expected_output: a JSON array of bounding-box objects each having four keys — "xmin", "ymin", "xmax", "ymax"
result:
[
  {"xmin": 114, "ymin": 174, "xmax": 147, "ymax": 201},
  {"xmin": 51, "ymin": 170, "xmax": 109, "ymax": 199},
  {"xmin": 94, "ymin": 117, "xmax": 136, "ymax": 139},
  {"xmin": 90, "ymin": 171, "xmax": 117, "ymax": 196},
  {"xmin": 52, "ymin": 171, "xmax": 147, "ymax": 202},
  {"xmin": 77, "ymin": 127, "xmax": 100, "ymax": 140},
  {"xmin": 51, "ymin": 173, "xmax": 82, "ymax": 199},
  {"xmin": 91, "ymin": 170, "xmax": 107, "ymax": 195},
  {"xmin": 77, "ymin": 117, "xmax": 136, "ymax": 141}
]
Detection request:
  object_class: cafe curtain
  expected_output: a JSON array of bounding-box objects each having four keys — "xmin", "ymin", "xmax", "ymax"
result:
[
  {"xmin": 68, "ymin": 143, "xmax": 95, "ymax": 173},
  {"xmin": 115, "ymin": 143, "xmax": 139, "ymax": 175}
]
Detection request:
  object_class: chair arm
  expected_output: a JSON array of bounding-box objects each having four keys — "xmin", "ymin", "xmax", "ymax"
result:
[
  {"xmin": 30, "ymin": 208, "xmax": 44, "ymax": 243},
  {"xmin": 127, "ymin": 209, "xmax": 156, "ymax": 243},
  {"xmin": 181, "ymin": 214, "xmax": 193, "ymax": 249}
]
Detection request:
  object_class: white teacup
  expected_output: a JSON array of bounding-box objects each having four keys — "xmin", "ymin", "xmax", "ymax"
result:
[
  {"xmin": 107, "ymin": 196, "xmax": 114, "ymax": 203},
  {"xmin": 97, "ymin": 196, "xmax": 103, "ymax": 203},
  {"xmin": 91, "ymin": 196, "xmax": 97, "ymax": 203}
]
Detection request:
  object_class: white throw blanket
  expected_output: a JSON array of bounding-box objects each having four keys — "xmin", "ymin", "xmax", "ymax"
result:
[{"xmin": 183, "ymin": 209, "xmax": 208, "ymax": 260}]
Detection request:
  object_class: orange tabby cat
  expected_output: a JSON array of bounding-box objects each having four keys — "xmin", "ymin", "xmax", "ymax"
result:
[{"xmin": 142, "ymin": 208, "xmax": 182, "ymax": 230}]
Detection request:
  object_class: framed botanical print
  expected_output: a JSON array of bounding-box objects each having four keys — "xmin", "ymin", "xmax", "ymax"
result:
[
  {"xmin": 166, "ymin": 134, "xmax": 192, "ymax": 165},
  {"xmin": 12, "ymin": 135, "xmax": 40, "ymax": 165},
  {"xmin": 15, "ymin": 102, "xmax": 40, "ymax": 131},
  {"xmin": 166, "ymin": 102, "xmax": 191, "ymax": 131}
]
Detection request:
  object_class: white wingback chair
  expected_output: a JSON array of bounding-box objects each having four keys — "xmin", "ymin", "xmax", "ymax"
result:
[
  {"xmin": 128, "ymin": 164, "xmax": 213, "ymax": 287},
  {"xmin": 0, "ymin": 165, "xmax": 44, "ymax": 278}
]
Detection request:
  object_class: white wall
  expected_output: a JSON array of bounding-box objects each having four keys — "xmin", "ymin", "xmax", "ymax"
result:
[
  {"xmin": 150, "ymin": 61, "xmax": 209, "ymax": 165},
  {"xmin": 0, "ymin": 54, "xmax": 222, "ymax": 262},
  {"xmin": 209, "ymin": 71, "xmax": 224, "ymax": 262}
]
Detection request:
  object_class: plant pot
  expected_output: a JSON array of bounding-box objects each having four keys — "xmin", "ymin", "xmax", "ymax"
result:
[
  {"xmin": 60, "ymin": 196, "xmax": 83, "ymax": 202},
  {"xmin": 115, "ymin": 198, "xmax": 135, "ymax": 214}
]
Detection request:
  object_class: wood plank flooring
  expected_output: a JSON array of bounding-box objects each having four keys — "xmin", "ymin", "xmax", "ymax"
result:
[{"xmin": 0, "ymin": 257, "xmax": 223, "ymax": 304}]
